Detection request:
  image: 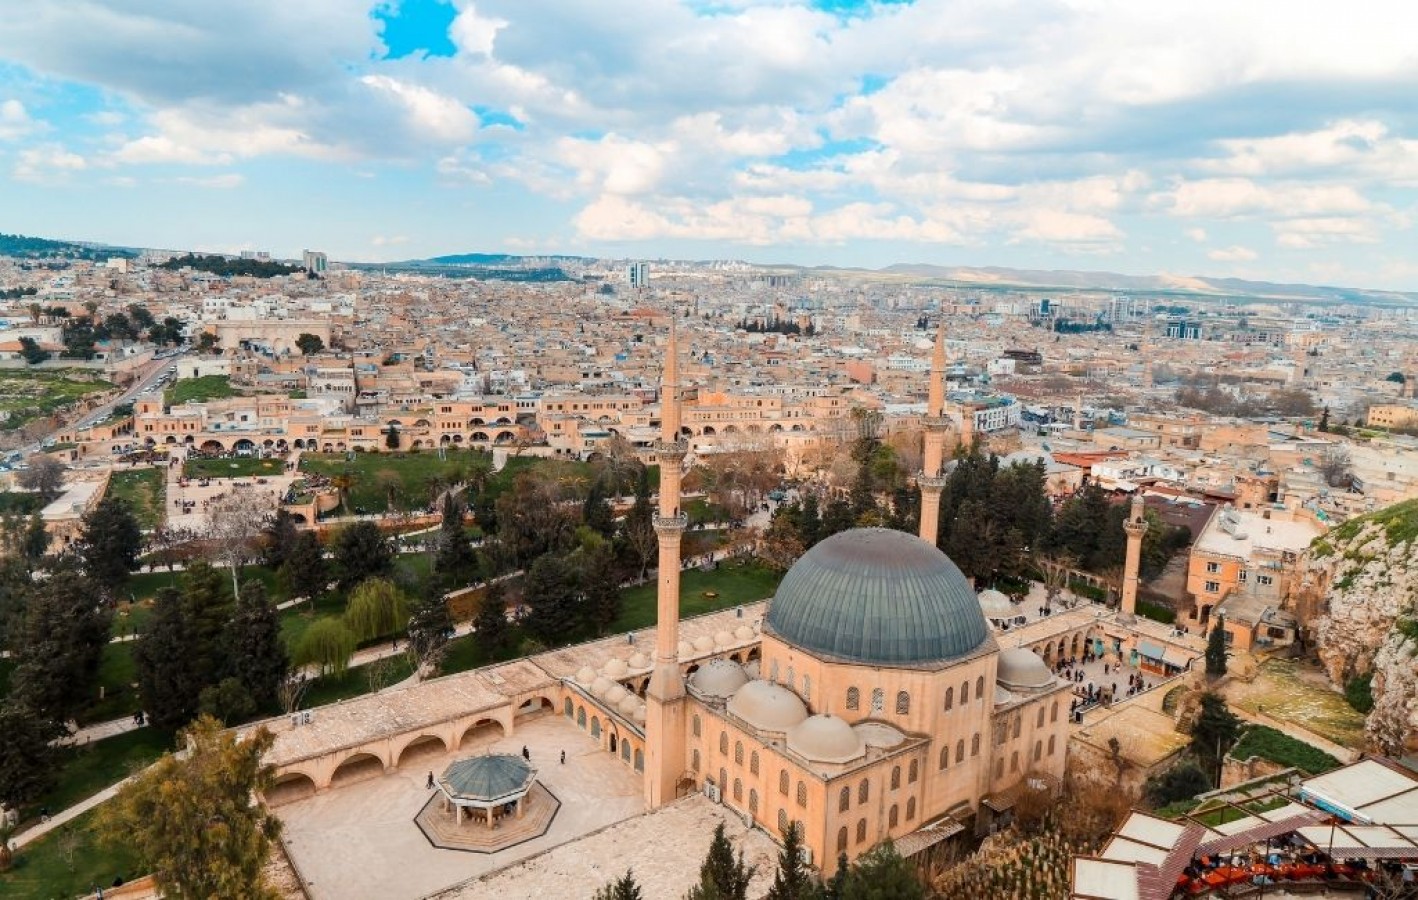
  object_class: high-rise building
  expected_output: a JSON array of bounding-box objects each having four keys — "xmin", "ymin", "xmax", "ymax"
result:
[
  {"xmin": 303, "ymin": 250, "xmax": 328, "ymax": 276},
  {"xmin": 627, "ymin": 261, "xmax": 649, "ymax": 289}
]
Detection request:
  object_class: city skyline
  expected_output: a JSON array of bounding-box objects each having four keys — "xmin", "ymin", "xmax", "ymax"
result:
[{"xmin": 1, "ymin": 1, "xmax": 1416, "ymax": 288}]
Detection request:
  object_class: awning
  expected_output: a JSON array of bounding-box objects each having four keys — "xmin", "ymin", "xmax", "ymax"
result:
[
  {"xmin": 1162, "ymin": 647, "xmax": 1195, "ymax": 668},
  {"xmin": 1137, "ymin": 641, "xmax": 1165, "ymax": 660}
]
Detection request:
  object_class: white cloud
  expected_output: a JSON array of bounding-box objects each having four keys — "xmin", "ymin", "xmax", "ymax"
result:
[
  {"xmin": 173, "ymin": 173, "xmax": 244, "ymax": 188},
  {"xmin": 449, "ymin": 4, "xmax": 508, "ymax": 57},
  {"xmin": 0, "ymin": 99, "xmax": 36, "ymax": 141},
  {"xmin": 13, "ymin": 144, "xmax": 86, "ymax": 183},
  {"xmin": 360, "ymin": 75, "xmax": 478, "ymax": 143},
  {"xmin": 1185, "ymin": 227, "xmax": 1208, "ymax": 242},
  {"xmin": 1207, "ymin": 245, "xmax": 1257, "ymax": 261},
  {"xmin": 371, "ymin": 234, "xmax": 410, "ymax": 246}
]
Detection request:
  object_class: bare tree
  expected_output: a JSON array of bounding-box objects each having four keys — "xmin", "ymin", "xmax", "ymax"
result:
[
  {"xmin": 374, "ymin": 468, "xmax": 403, "ymax": 513},
  {"xmin": 1319, "ymin": 444, "xmax": 1354, "ymax": 488},
  {"xmin": 206, "ymin": 491, "xmax": 277, "ymax": 600},
  {"xmin": 17, "ymin": 455, "xmax": 68, "ymax": 501},
  {"xmin": 277, "ymin": 671, "xmax": 310, "ymax": 715}
]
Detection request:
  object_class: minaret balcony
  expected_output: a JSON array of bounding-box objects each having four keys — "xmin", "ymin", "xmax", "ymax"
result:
[
  {"xmin": 654, "ymin": 512, "xmax": 689, "ymax": 534},
  {"xmin": 654, "ymin": 439, "xmax": 688, "ymax": 459},
  {"xmin": 923, "ymin": 416, "xmax": 953, "ymax": 432},
  {"xmin": 917, "ymin": 472, "xmax": 948, "ymax": 490}
]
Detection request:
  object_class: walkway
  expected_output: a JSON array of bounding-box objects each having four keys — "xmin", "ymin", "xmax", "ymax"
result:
[{"xmin": 12, "ymin": 777, "xmax": 133, "ymax": 849}]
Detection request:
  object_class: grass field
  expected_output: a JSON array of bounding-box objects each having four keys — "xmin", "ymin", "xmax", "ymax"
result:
[
  {"xmin": 1228, "ymin": 657, "xmax": 1367, "ymax": 749},
  {"xmin": 611, "ymin": 561, "xmax": 781, "ymax": 633},
  {"xmin": 183, "ymin": 456, "xmax": 284, "ymax": 479},
  {"xmin": 1230, "ymin": 725, "xmax": 1340, "ymax": 775},
  {"xmin": 164, "ymin": 374, "xmax": 234, "ymax": 406},
  {"xmin": 0, "ymin": 809, "xmax": 142, "ymax": 900},
  {"xmin": 0, "ymin": 369, "xmax": 114, "ymax": 433},
  {"xmin": 78, "ymin": 643, "xmax": 140, "ymax": 725},
  {"xmin": 299, "ymin": 448, "xmax": 496, "ymax": 514},
  {"xmin": 0, "ymin": 491, "xmax": 43, "ymax": 515},
  {"xmin": 106, "ymin": 468, "xmax": 165, "ymax": 529},
  {"xmin": 38, "ymin": 728, "xmax": 175, "ymax": 820},
  {"xmin": 303, "ymin": 655, "xmax": 416, "ymax": 707}
]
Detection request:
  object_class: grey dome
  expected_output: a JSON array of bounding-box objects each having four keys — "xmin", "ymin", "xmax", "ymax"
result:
[
  {"xmin": 439, "ymin": 754, "xmax": 534, "ymax": 802},
  {"xmin": 766, "ymin": 528, "xmax": 989, "ymax": 665},
  {"xmin": 977, "ymin": 588, "xmax": 1014, "ymax": 619},
  {"xmin": 690, "ymin": 658, "xmax": 749, "ymax": 699},
  {"xmin": 997, "ymin": 648, "xmax": 1054, "ymax": 690},
  {"xmin": 788, "ymin": 714, "xmax": 865, "ymax": 764},
  {"xmin": 727, "ymin": 679, "xmax": 808, "ymax": 733}
]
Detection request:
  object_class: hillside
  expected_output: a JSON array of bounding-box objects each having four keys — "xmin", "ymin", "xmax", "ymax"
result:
[
  {"xmin": 1312, "ymin": 499, "xmax": 1418, "ymax": 755},
  {"xmin": 0, "ymin": 232, "xmax": 133, "ymax": 261}
]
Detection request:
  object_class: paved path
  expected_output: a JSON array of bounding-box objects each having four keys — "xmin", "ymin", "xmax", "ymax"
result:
[
  {"xmin": 60, "ymin": 716, "xmax": 144, "ymax": 746},
  {"xmin": 12, "ymin": 778, "xmax": 132, "ymax": 849}
]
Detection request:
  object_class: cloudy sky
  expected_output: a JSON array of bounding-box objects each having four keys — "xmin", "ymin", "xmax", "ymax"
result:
[{"xmin": 0, "ymin": 0, "xmax": 1415, "ymax": 287}]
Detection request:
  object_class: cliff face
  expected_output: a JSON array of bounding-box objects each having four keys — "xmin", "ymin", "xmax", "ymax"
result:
[{"xmin": 1311, "ymin": 501, "xmax": 1418, "ymax": 755}]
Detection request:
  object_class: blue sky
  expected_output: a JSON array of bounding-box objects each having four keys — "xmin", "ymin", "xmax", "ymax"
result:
[{"xmin": 0, "ymin": 0, "xmax": 1416, "ymax": 289}]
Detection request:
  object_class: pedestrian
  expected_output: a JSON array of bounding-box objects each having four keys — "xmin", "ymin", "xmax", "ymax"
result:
[
  {"xmin": 427, "ymin": 771, "xmax": 434, "ymax": 789},
  {"xmin": 522, "ymin": 745, "xmax": 529, "ymax": 761},
  {"xmin": 560, "ymin": 750, "xmax": 566, "ymax": 765}
]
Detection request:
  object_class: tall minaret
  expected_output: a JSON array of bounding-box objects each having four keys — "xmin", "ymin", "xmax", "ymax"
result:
[
  {"xmin": 918, "ymin": 321, "xmax": 950, "ymax": 545},
  {"xmin": 1119, "ymin": 493, "xmax": 1148, "ymax": 620},
  {"xmin": 1073, "ymin": 392, "xmax": 1085, "ymax": 431},
  {"xmin": 644, "ymin": 312, "xmax": 689, "ymax": 807}
]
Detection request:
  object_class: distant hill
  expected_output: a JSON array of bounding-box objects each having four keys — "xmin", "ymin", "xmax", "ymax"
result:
[
  {"xmin": 0, "ymin": 232, "xmax": 134, "ymax": 261},
  {"xmin": 158, "ymin": 253, "xmax": 306, "ymax": 279}
]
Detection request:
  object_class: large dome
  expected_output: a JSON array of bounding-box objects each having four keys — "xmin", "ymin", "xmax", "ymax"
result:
[{"xmin": 766, "ymin": 528, "xmax": 990, "ymax": 665}]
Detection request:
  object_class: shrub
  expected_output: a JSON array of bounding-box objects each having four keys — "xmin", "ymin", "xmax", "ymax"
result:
[
  {"xmin": 1344, "ymin": 673, "xmax": 1374, "ymax": 714},
  {"xmin": 1229, "ymin": 725, "xmax": 1340, "ymax": 775}
]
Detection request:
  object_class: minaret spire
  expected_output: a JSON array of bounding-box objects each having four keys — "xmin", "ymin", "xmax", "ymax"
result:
[
  {"xmin": 1119, "ymin": 493, "xmax": 1148, "ymax": 620},
  {"xmin": 918, "ymin": 319, "xmax": 950, "ymax": 545},
  {"xmin": 644, "ymin": 306, "xmax": 689, "ymax": 807}
]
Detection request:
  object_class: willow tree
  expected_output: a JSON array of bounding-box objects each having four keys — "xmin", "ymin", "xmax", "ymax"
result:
[
  {"xmin": 344, "ymin": 577, "xmax": 410, "ymax": 642},
  {"xmin": 294, "ymin": 617, "xmax": 356, "ymax": 676}
]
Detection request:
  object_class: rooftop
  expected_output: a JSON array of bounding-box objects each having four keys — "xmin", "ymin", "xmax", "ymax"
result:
[{"xmin": 1193, "ymin": 507, "xmax": 1323, "ymax": 559}]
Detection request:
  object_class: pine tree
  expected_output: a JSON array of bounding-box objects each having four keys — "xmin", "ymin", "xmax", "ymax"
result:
[
  {"xmin": 76, "ymin": 496, "xmax": 143, "ymax": 593},
  {"xmin": 21, "ymin": 513, "xmax": 49, "ymax": 567},
  {"xmin": 593, "ymin": 869, "xmax": 646, "ymax": 900},
  {"xmin": 582, "ymin": 542, "xmax": 623, "ymax": 634},
  {"xmin": 332, "ymin": 521, "xmax": 393, "ymax": 590},
  {"xmin": 226, "ymin": 580, "xmax": 288, "ymax": 712},
  {"xmin": 9, "ymin": 565, "xmax": 111, "ymax": 721},
  {"xmin": 474, "ymin": 581, "xmax": 510, "ymax": 657},
  {"xmin": 434, "ymin": 494, "xmax": 478, "ymax": 587},
  {"xmin": 280, "ymin": 531, "xmax": 329, "ymax": 605},
  {"xmin": 135, "ymin": 586, "xmax": 201, "ymax": 729},
  {"xmin": 686, "ymin": 822, "xmax": 754, "ymax": 900},
  {"xmin": 799, "ymin": 494, "xmax": 823, "ymax": 548},
  {"xmin": 523, "ymin": 554, "xmax": 584, "ymax": 645},
  {"xmin": 1205, "ymin": 615, "xmax": 1228, "ymax": 676},
  {"xmin": 1190, "ymin": 691, "xmax": 1241, "ymax": 776},
  {"xmin": 766, "ymin": 821, "xmax": 822, "ymax": 900},
  {"xmin": 0, "ymin": 700, "xmax": 64, "ymax": 810},
  {"xmin": 824, "ymin": 854, "xmax": 850, "ymax": 900},
  {"xmin": 180, "ymin": 562, "xmax": 236, "ymax": 682},
  {"xmin": 837, "ymin": 841, "xmax": 924, "ymax": 900},
  {"xmin": 260, "ymin": 509, "xmax": 300, "ymax": 570},
  {"xmin": 584, "ymin": 479, "xmax": 616, "ymax": 537}
]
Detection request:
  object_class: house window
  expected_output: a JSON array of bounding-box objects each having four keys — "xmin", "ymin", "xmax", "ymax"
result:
[
  {"xmin": 890, "ymin": 766, "xmax": 901, "ymax": 790},
  {"xmin": 908, "ymin": 760, "xmax": 918, "ymax": 784},
  {"xmin": 895, "ymin": 691, "xmax": 910, "ymax": 715},
  {"xmin": 960, "ymin": 681, "xmax": 969, "ymax": 704},
  {"xmin": 944, "ymin": 687, "xmax": 954, "ymax": 711},
  {"xmin": 720, "ymin": 733, "xmax": 729, "ymax": 755},
  {"xmin": 1256, "ymin": 574, "xmax": 1274, "ymax": 586},
  {"xmin": 692, "ymin": 750, "xmax": 700, "ymax": 771},
  {"xmin": 1034, "ymin": 740, "xmax": 1043, "ymax": 762},
  {"xmin": 1051, "ymin": 701, "xmax": 1059, "ymax": 723},
  {"xmin": 971, "ymin": 734, "xmax": 980, "ymax": 757},
  {"xmin": 846, "ymin": 687, "xmax": 859, "ymax": 710},
  {"xmin": 1012, "ymin": 717, "xmax": 1021, "ymax": 740},
  {"xmin": 1204, "ymin": 581, "xmax": 1220, "ymax": 593},
  {"xmin": 940, "ymin": 747, "xmax": 950, "ymax": 769},
  {"xmin": 735, "ymin": 742, "xmax": 744, "ymax": 765},
  {"xmin": 955, "ymin": 740, "xmax": 965, "ymax": 763},
  {"xmin": 889, "ymin": 805, "xmax": 899, "ymax": 829},
  {"xmin": 779, "ymin": 809, "xmax": 789, "ymax": 832},
  {"xmin": 1011, "ymin": 750, "xmax": 1019, "ymax": 772},
  {"xmin": 1048, "ymin": 735, "xmax": 1056, "ymax": 756},
  {"xmin": 976, "ymin": 676, "xmax": 984, "ymax": 698},
  {"xmin": 856, "ymin": 819, "xmax": 867, "ymax": 844},
  {"xmin": 693, "ymin": 715, "xmax": 701, "ymax": 737},
  {"xmin": 906, "ymin": 798, "xmax": 917, "ymax": 821},
  {"xmin": 779, "ymin": 771, "xmax": 789, "ymax": 795},
  {"xmin": 839, "ymin": 786, "xmax": 851, "ymax": 812},
  {"xmin": 734, "ymin": 779, "xmax": 742, "ymax": 803},
  {"xmin": 1238, "ymin": 569, "xmax": 1248, "ymax": 582},
  {"xmin": 858, "ymin": 779, "xmax": 869, "ymax": 804},
  {"xmin": 796, "ymin": 782, "xmax": 807, "ymax": 807},
  {"xmin": 1206, "ymin": 561, "xmax": 1220, "ymax": 573},
  {"xmin": 750, "ymin": 752, "xmax": 759, "ymax": 775},
  {"xmin": 871, "ymin": 688, "xmax": 884, "ymax": 712},
  {"xmin": 803, "ymin": 675, "xmax": 811, "ymax": 701},
  {"xmin": 838, "ymin": 827, "xmax": 848, "ymax": 854},
  {"xmin": 1036, "ymin": 707, "xmax": 1045, "ymax": 728},
  {"xmin": 750, "ymin": 789, "xmax": 758, "ymax": 815}
]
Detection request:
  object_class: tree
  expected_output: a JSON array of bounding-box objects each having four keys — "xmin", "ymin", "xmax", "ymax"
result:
[
  {"xmin": 134, "ymin": 587, "xmax": 201, "ymax": 730},
  {"xmin": 522, "ymin": 554, "xmax": 584, "ymax": 646},
  {"xmin": 20, "ymin": 513, "xmax": 49, "ymax": 567},
  {"xmin": 0, "ymin": 701, "xmax": 64, "ymax": 810},
  {"xmin": 1318, "ymin": 444, "xmax": 1353, "ymax": 488},
  {"xmin": 198, "ymin": 677, "xmax": 256, "ymax": 724},
  {"xmin": 385, "ymin": 424, "xmax": 400, "ymax": 450},
  {"xmin": 226, "ymin": 580, "xmax": 288, "ymax": 712},
  {"xmin": 344, "ymin": 577, "xmax": 410, "ymax": 642},
  {"xmin": 17, "ymin": 455, "xmax": 67, "ymax": 501},
  {"xmin": 1205, "ymin": 615, "xmax": 1228, "ymax": 677},
  {"xmin": 434, "ymin": 494, "xmax": 477, "ymax": 587},
  {"xmin": 180, "ymin": 561, "xmax": 236, "ymax": 683},
  {"xmin": 836, "ymin": 841, "xmax": 923, "ymax": 900},
  {"xmin": 686, "ymin": 822, "xmax": 754, "ymax": 900},
  {"xmin": 295, "ymin": 333, "xmax": 324, "ymax": 356},
  {"xmin": 582, "ymin": 542, "xmax": 624, "ymax": 634},
  {"xmin": 98, "ymin": 717, "xmax": 283, "ymax": 900},
  {"xmin": 1142, "ymin": 758, "xmax": 1211, "ymax": 808},
  {"xmin": 196, "ymin": 331, "xmax": 219, "ymax": 354},
  {"xmin": 76, "ymin": 496, "xmax": 143, "ymax": 594},
  {"xmin": 260, "ymin": 508, "xmax": 300, "ymax": 570},
  {"xmin": 331, "ymin": 521, "xmax": 393, "ymax": 590},
  {"xmin": 294, "ymin": 617, "xmax": 356, "ymax": 676},
  {"xmin": 406, "ymin": 589, "xmax": 454, "ymax": 678},
  {"xmin": 17, "ymin": 336, "xmax": 48, "ymax": 364},
  {"xmin": 207, "ymin": 492, "xmax": 275, "ymax": 601},
  {"xmin": 584, "ymin": 478, "xmax": 616, "ymax": 537},
  {"xmin": 280, "ymin": 531, "xmax": 329, "ymax": 606},
  {"xmin": 9, "ymin": 566, "xmax": 112, "ymax": 721},
  {"xmin": 474, "ymin": 581, "xmax": 510, "ymax": 657},
  {"xmin": 1190, "ymin": 691, "xmax": 1241, "ymax": 776},
  {"xmin": 766, "ymin": 821, "xmax": 822, "ymax": 900},
  {"xmin": 374, "ymin": 468, "xmax": 404, "ymax": 513},
  {"xmin": 620, "ymin": 467, "xmax": 657, "ymax": 583},
  {"xmin": 594, "ymin": 869, "xmax": 646, "ymax": 900},
  {"xmin": 824, "ymin": 854, "xmax": 849, "ymax": 900}
]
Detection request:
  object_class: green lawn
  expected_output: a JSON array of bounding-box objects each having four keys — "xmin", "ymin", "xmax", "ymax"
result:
[
  {"xmin": 0, "ymin": 491, "xmax": 43, "ymax": 515},
  {"xmin": 1230, "ymin": 725, "xmax": 1340, "ymax": 775},
  {"xmin": 300, "ymin": 448, "xmax": 496, "ymax": 514},
  {"xmin": 78, "ymin": 643, "xmax": 140, "ymax": 725},
  {"xmin": 302, "ymin": 655, "xmax": 416, "ymax": 707},
  {"xmin": 279, "ymin": 591, "xmax": 348, "ymax": 650},
  {"xmin": 0, "ymin": 808, "xmax": 142, "ymax": 900},
  {"xmin": 183, "ymin": 456, "xmax": 284, "ymax": 479},
  {"xmin": 35, "ymin": 728, "xmax": 175, "ymax": 820},
  {"xmin": 0, "ymin": 370, "xmax": 115, "ymax": 433},
  {"xmin": 164, "ymin": 374, "xmax": 234, "ymax": 406},
  {"xmin": 611, "ymin": 561, "xmax": 781, "ymax": 633},
  {"xmin": 106, "ymin": 468, "xmax": 165, "ymax": 529}
]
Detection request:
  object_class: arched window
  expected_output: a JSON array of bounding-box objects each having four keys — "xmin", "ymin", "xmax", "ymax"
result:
[
  {"xmin": 906, "ymin": 797, "xmax": 917, "ymax": 821},
  {"xmin": 971, "ymin": 734, "xmax": 981, "ymax": 757},
  {"xmin": 591, "ymin": 717, "xmax": 601, "ymax": 739},
  {"xmin": 1033, "ymin": 740, "xmax": 1042, "ymax": 762},
  {"xmin": 895, "ymin": 691, "xmax": 910, "ymax": 715},
  {"xmin": 858, "ymin": 779, "xmax": 869, "ymax": 804},
  {"xmin": 750, "ymin": 789, "xmax": 759, "ymax": 815},
  {"xmin": 796, "ymin": 781, "xmax": 807, "ymax": 807},
  {"xmin": 1037, "ymin": 707, "xmax": 1045, "ymax": 728},
  {"xmin": 577, "ymin": 707, "xmax": 586, "ymax": 727},
  {"xmin": 735, "ymin": 741, "xmax": 744, "ymax": 765},
  {"xmin": 856, "ymin": 819, "xmax": 867, "ymax": 844},
  {"xmin": 734, "ymin": 779, "xmax": 743, "ymax": 802},
  {"xmin": 955, "ymin": 740, "xmax": 965, "ymax": 763},
  {"xmin": 871, "ymin": 688, "xmax": 884, "ymax": 712},
  {"xmin": 908, "ymin": 760, "xmax": 919, "ymax": 784},
  {"xmin": 944, "ymin": 686, "xmax": 954, "ymax": 711},
  {"xmin": 846, "ymin": 687, "xmax": 859, "ymax": 710},
  {"xmin": 1010, "ymin": 750, "xmax": 1019, "ymax": 772},
  {"xmin": 779, "ymin": 770, "xmax": 789, "ymax": 796},
  {"xmin": 890, "ymin": 766, "xmax": 901, "ymax": 790},
  {"xmin": 1050, "ymin": 700, "xmax": 1059, "ymax": 723},
  {"xmin": 564, "ymin": 698, "xmax": 573, "ymax": 718},
  {"xmin": 634, "ymin": 749, "xmax": 643, "ymax": 771},
  {"xmin": 692, "ymin": 750, "xmax": 701, "ymax": 771},
  {"xmin": 693, "ymin": 715, "xmax": 701, "ymax": 737},
  {"xmin": 889, "ymin": 805, "xmax": 899, "ymax": 829},
  {"xmin": 750, "ymin": 751, "xmax": 759, "ymax": 775},
  {"xmin": 976, "ymin": 676, "xmax": 985, "ymax": 699},
  {"xmin": 623, "ymin": 742, "xmax": 631, "ymax": 762},
  {"xmin": 786, "ymin": 665, "xmax": 794, "ymax": 689},
  {"xmin": 1048, "ymin": 735, "xmax": 1056, "ymax": 756},
  {"xmin": 994, "ymin": 759, "xmax": 1004, "ymax": 779},
  {"xmin": 720, "ymin": 767, "xmax": 728, "ymax": 790},
  {"xmin": 939, "ymin": 746, "xmax": 949, "ymax": 770},
  {"xmin": 1013, "ymin": 717, "xmax": 1021, "ymax": 740},
  {"xmin": 837, "ymin": 827, "xmax": 848, "ymax": 854},
  {"xmin": 778, "ymin": 809, "xmax": 789, "ymax": 832},
  {"xmin": 960, "ymin": 681, "xmax": 969, "ymax": 704},
  {"xmin": 839, "ymin": 786, "xmax": 851, "ymax": 812}
]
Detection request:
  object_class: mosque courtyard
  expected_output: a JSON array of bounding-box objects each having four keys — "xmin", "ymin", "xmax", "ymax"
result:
[{"xmin": 275, "ymin": 714, "xmax": 647, "ymax": 900}]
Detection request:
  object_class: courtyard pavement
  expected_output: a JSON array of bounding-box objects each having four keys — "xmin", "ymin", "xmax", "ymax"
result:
[{"xmin": 276, "ymin": 714, "xmax": 646, "ymax": 900}]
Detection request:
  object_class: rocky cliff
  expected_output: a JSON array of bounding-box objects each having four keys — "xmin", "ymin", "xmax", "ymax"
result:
[{"xmin": 1312, "ymin": 499, "xmax": 1418, "ymax": 754}]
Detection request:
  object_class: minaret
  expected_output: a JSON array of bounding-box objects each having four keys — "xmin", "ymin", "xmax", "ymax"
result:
[
  {"xmin": 644, "ymin": 312, "xmax": 689, "ymax": 807},
  {"xmin": 918, "ymin": 321, "xmax": 950, "ymax": 545},
  {"xmin": 1073, "ymin": 392, "xmax": 1085, "ymax": 431},
  {"xmin": 1119, "ymin": 493, "xmax": 1148, "ymax": 620}
]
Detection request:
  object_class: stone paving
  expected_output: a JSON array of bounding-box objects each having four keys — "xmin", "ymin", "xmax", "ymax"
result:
[{"xmin": 276, "ymin": 715, "xmax": 646, "ymax": 900}]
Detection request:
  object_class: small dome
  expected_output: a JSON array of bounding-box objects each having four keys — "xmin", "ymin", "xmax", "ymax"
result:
[
  {"xmin": 854, "ymin": 722, "xmax": 906, "ymax": 749},
  {"xmin": 604, "ymin": 684, "xmax": 630, "ymax": 705},
  {"xmin": 997, "ymin": 648, "xmax": 1054, "ymax": 690},
  {"xmin": 742, "ymin": 660, "xmax": 761, "ymax": 680},
  {"xmin": 617, "ymin": 695, "xmax": 640, "ymax": 716},
  {"xmin": 788, "ymin": 714, "xmax": 865, "ymax": 764},
  {"xmin": 727, "ymin": 679, "xmax": 808, "ymax": 733},
  {"xmin": 603, "ymin": 657, "xmax": 629, "ymax": 677},
  {"xmin": 995, "ymin": 684, "xmax": 1014, "ymax": 705},
  {"xmin": 714, "ymin": 630, "xmax": 735, "ymax": 648},
  {"xmin": 692, "ymin": 636, "xmax": 715, "ymax": 653},
  {"xmin": 575, "ymin": 666, "xmax": 597, "ymax": 685},
  {"xmin": 632, "ymin": 706, "xmax": 646, "ymax": 724},
  {"xmin": 590, "ymin": 676, "xmax": 614, "ymax": 697},
  {"xmin": 734, "ymin": 625, "xmax": 755, "ymax": 641},
  {"xmin": 690, "ymin": 658, "xmax": 749, "ymax": 699},
  {"xmin": 627, "ymin": 652, "xmax": 650, "ymax": 670},
  {"xmin": 678, "ymin": 641, "xmax": 695, "ymax": 658},
  {"xmin": 977, "ymin": 589, "xmax": 1014, "ymax": 619}
]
